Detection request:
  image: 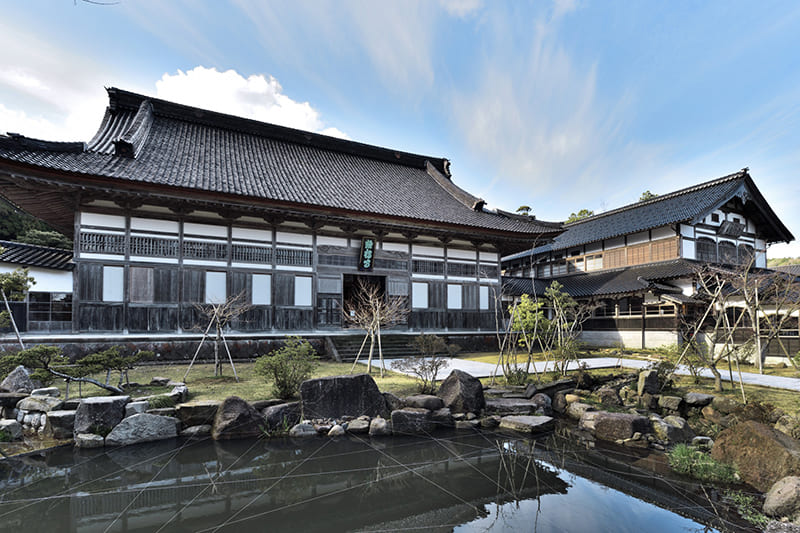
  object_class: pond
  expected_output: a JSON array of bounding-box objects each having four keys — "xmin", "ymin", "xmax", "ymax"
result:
[{"xmin": 0, "ymin": 430, "xmax": 744, "ymax": 532}]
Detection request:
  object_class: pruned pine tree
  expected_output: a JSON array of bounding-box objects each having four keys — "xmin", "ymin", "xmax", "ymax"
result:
[{"xmin": 343, "ymin": 280, "xmax": 409, "ymax": 378}]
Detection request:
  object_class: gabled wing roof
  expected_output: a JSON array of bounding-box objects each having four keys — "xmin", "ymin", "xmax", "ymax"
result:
[
  {"xmin": 0, "ymin": 88, "xmax": 561, "ymax": 239},
  {"xmin": 505, "ymin": 170, "xmax": 793, "ymax": 262},
  {"xmin": 503, "ymin": 259, "xmax": 700, "ymax": 298},
  {"xmin": 0, "ymin": 240, "xmax": 73, "ymax": 271}
]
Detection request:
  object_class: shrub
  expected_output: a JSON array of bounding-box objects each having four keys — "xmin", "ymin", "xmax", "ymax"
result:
[
  {"xmin": 148, "ymin": 395, "xmax": 176, "ymax": 409},
  {"xmin": 667, "ymin": 444, "xmax": 738, "ymax": 483},
  {"xmin": 0, "ymin": 429, "xmax": 11, "ymax": 442},
  {"xmin": 254, "ymin": 337, "xmax": 318, "ymax": 399},
  {"xmin": 724, "ymin": 490, "xmax": 770, "ymax": 529},
  {"xmin": 391, "ymin": 334, "xmax": 456, "ymax": 394}
]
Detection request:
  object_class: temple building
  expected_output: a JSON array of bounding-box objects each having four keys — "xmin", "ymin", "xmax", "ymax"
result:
[
  {"xmin": 502, "ymin": 171, "xmax": 795, "ymax": 350},
  {"xmin": 0, "ymin": 88, "xmax": 561, "ymax": 342}
]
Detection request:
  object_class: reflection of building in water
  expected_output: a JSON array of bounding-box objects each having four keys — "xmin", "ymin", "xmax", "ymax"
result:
[{"xmin": 0, "ymin": 435, "xmax": 568, "ymax": 533}]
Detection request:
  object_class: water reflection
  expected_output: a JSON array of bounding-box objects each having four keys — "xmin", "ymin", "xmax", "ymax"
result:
[{"xmin": 0, "ymin": 432, "xmax": 726, "ymax": 533}]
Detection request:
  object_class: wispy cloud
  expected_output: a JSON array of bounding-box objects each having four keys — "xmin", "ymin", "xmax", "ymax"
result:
[
  {"xmin": 439, "ymin": 0, "xmax": 483, "ymax": 18},
  {"xmin": 155, "ymin": 67, "xmax": 348, "ymax": 138}
]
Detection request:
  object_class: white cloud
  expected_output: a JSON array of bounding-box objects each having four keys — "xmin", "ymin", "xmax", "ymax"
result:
[
  {"xmin": 439, "ymin": 0, "xmax": 483, "ymax": 18},
  {"xmin": 155, "ymin": 67, "xmax": 348, "ymax": 138}
]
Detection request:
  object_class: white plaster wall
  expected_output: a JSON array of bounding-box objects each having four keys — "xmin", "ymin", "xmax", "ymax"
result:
[
  {"xmin": 651, "ymin": 226, "xmax": 676, "ymax": 240},
  {"xmin": 80, "ymin": 212, "xmax": 125, "ymax": 228},
  {"xmin": 0, "ymin": 263, "xmax": 73, "ymax": 293},
  {"xmin": 412, "ymin": 244, "xmax": 445, "ymax": 257},
  {"xmin": 682, "ymin": 239, "xmax": 695, "ymax": 260},
  {"xmin": 579, "ymin": 330, "xmax": 679, "ymax": 349}
]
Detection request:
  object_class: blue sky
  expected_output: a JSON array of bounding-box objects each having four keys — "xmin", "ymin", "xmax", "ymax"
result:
[{"xmin": 2, "ymin": 0, "xmax": 800, "ymax": 256}]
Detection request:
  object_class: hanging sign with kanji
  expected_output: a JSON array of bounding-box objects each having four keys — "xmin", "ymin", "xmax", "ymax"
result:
[{"xmin": 358, "ymin": 237, "xmax": 376, "ymax": 271}]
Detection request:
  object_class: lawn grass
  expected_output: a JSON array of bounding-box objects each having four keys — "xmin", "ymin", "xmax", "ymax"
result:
[{"xmin": 51, "ymin": 361, "xmax": 421, "ymax": 402}]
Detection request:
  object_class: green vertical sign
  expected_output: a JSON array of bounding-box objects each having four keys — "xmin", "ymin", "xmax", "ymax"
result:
[{"xmin": 359, "ymin": 237, "xmax": 376, "ymax": 272}]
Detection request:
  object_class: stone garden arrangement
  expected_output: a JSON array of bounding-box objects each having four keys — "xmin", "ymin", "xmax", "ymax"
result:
[{"xmin": 2, "ymin": 363, "xmax": 800, "ymax": 526}]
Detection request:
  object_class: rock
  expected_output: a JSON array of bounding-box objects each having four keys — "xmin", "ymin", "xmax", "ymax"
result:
[
  {"xmin": 150, "ymin": 377, "xmax": 170, "ymax": 387},
  {"xmin": 391, "ymin": 408, "xmax": 434, "ymax": 435},
  {"xmin": 638, "ymin": 392, "xmax": 658, "ymax": 410},
  {"xmin": 580, "ymin": 411, "xmax": 651, "ymax": 442},
  {"xmin": 170, "ymin": 385, "xmax": 189, "ymax": 403},
  {"xmin": 764, "ymin": 476, "xmax": 800, "ymax": 519},
  {"xmin": 575, "ymin": 372, "xmax": 595, "ymax": 390},
  {"xmin": 105, "ymin": 413, "xmax": 178, "ymax": 446},
  {"xmin": 776, "ymin": 415, "xmax": 800, "ymax": 440},
  {"xmin": 369, "ymin": 416, "xmax": 391, "ymax": 436},
  {"xmin": 212, "ymin": 396, "xmax": 265, "ymax": 440},
  {"xmin": 263, "ymin": 401, "xmax": 301, "ymax": 434},
  {"xmin": 564, "ymin": 393, "xmax": 581, "ymax": 404},
  {"xmin": 485, "ymin": 398, "xmax": 539, "ymax": 415},
  {"xmin": 530, "ymin": 393, "xmax": 553, "ymax": 415},
  {"xmin": 597, "ymin": 388, "xmax": 621, "ymax": 407},
  {"xmin": 684, "ymin": 392, "xmax": 714, "ymax": 407},
  {"xmin": 43, "ymin": 410, "xmax": 76, "ymax": 439},
  {"xmin": 0, "ymin": 366, "xmax": 34, "ymax": 393},
  {"xmin": 455, "ymin": 419, "xmax": 480, "ymax": 430},
  {"xmin": 176, "ymin": 400, "xmax": 221, "ymax": 427},
  {"xmin": 691, "ymin": 436, "xmax": 714, "ymax": 450},
  {"xmin": 437, "ymin": 370, "xmax": 485, "ymax": 414},
  {"xmin": 658, "ymin": 395, "xmax": 684, "ymax": 413},
  {"xmin": 712, "ymin": 421, "xmax": 800, "ymax": 492},
  {"xmin": 0, "ymin": 419, "xmax": 22, "ymax": 440},
  {"xmin": 536, "ymin": 378, "xmax": 577, "ymax": 398},
  {"xmin": 552, "ymin": 392, "xmax": 568, "ymax": 413},
  {"xmin": 431, "ymin": 407, "xmax": 454, "ymax": 429},
  {"xmin": 499, "ymin": 415, "xmax": 555, "ymax": 434},
  {"xmin": 637, "ymin": 370, "xmax": 659, "ymax": 396},
  {"xmin": 147, "ymin": 407, "xmax": 177, "ymax": 417},
  {"xmin": 250, "ymin": 399, "xmax": 285, "ymax": 410},
  {"xmin": 63, "ymin": 399, "xmax": 80, "ymax": 410},
  {"xmin": 289, "ymin": 423, "xmax": 317, "ymax": 438},
  {"xmin": 125, "ymin": 401, "xmax": 149, "ymax": 418},
  {"xmin": 300, "ymin": 374, "xmax": 387, "ymax": 419},
  {"xmin": 328, "ymin": 424, "xmax": 346, "ymax": 437},
  {"xmin": 651, "ymin": 414, "xmax": 695, "ymax": 444},
  {"xmin": 382, "ymin": 392, "xmax": 404, "ymax": 411},
  {"xmin": 524, "ymin": 383, "xmax": 538, "ymax": 399},
  {"xmin": 74, "ymin": 396, "xmax": 130, "ymax": 436},
  {"xmin": 347, "ymin": 418, "xmax": 370, "ymax": 434},
  {"xmin": 480, "ymin": 415, "xmax": 501, "ymax": 429},
  {"xmin": 566, "ymin": 402, "xmax": 596, "ymax": 420},
  {"xmin": 180, "ymin": 424, "xmax": 212, "ymax": 439},
  {"xmin": 404, "ymin": 394, "xmax": 444, "ymax": 410},
  {"xmin": 16, "ymin": 395, "xmax": 64, "ymax": 413},
  {"xmin": 0, "ymin": 392, "xmax": 28, "ymax": 409},
  {"xmin": 711, "ymin": 396, "xmax": 739, "ymax": 415},
  {"xmin": 75, "ymin": 433, "xmax": 104, "ymax": 448},
  {"xmin": 31, "ymin": 387, "xmax": 60, "ymax": 397}
]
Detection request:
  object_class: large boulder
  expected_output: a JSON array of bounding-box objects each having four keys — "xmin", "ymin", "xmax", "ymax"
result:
[
  {"xmin": 764, "ymin": 476, "xmax": 800, "ymax": 520},
  {"xmin": 530, "ymin": 393, "xmax": 553, "ymax": 415},
  {"xmin": 391, "ymin": 408, "xmax": 434, "ymax": 435},
  {"xmin": 684, "ymin": 392, "xmax": 714, "ymax": 408},
  {"xmin": 650, "ymin": 414, "xmax": 695, "ymax": 444},
  {"xmin": 580, "ymin": 411, "xmax": 651, "ymax": 442},
  {"xmin": 566, "ymin": 402, "xmax": 596, "ymax": 420},
  {"xmin": 263, "ymin": 401, "xmax": 301, "ymax": 434},
  {"xmin": 436, "ymin": 370, "xmax": 485, "ymax": 414},
  {"xmin": 43, "ymin": 410, "xmax": 76, "ymax": 440},
  {"xmin": 0, "ymin": 419, "xmax": 22, "ymax": 440},
  {"xmin": 176, "ymin": 400, "xmax": 221, "ymax": 427},
  {"xmin": 485, "ymin": 398, "xmax": 539, "ymax": 415},
  {"xmin": 300, "ymin": 374, "xmax": 387, "ymax": 419},
  {"xmin": 711, "ymin": 421, "xmax": 800, "ymax": 492},
  {"xmin": 212, "ymin": 396, "xmax": 265, "ymax": 440},
  {"xmin": 637, "ymin": 370, "xmax": 659, "ymax": 396},
  {"xmin": 74, "ymin": 396, "xmax": 130, "ymax": 436},
  {"xmin": 0, "ymin": 366, "xmax": 34, "ymax": 393},
  {"xmin": 369, "ymin": 416, "xmax": 391, "ymax": 436},
  {"xmin": 403, "ymin": 394, "xmax": 444, "ymax": 411},
  {"xmin": 105, "ymin": 413, "xmax": 178, "ymax": 446},
  {"xmin": 17, "ymin": 395, "xmax": 64, "ymax": 413}
]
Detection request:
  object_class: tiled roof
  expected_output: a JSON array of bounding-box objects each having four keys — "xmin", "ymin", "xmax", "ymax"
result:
[
  {"xmin": 773, "ymin": 264, "xmax": 800, "ymax": 277},
  {"xmin": 0, "ymin": 240, "xmax": 73, "ymax": 271},
  {"xmin": 503, "ymin": 259, "xmax": 700, "ymax": 298},
  {"xmin": 0, "ymin": 88, "xmax": 561, "ymax": 238},
  {"xmin": 505, "ymin": 170, "xmax": 793, "ymax": 261}
]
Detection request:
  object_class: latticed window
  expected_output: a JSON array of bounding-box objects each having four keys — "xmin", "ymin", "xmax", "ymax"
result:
[
  {"xmin": 651, "ymin": 238, "xmax": 677, "ymax": 262},
  {"xmin": 130, "ymin": 236, "xmax": 179, "ymax": 257},
  {"xmin": 275, "ymin": 247, "xmax": 313, "ymax": 266},
  {"xmin": 551, "ymin": 261, "xmax": 567, "ymax": 276},
  {"xmin": 447, "ymin": 262, "xmax": 477, "ymax": 277},
  {"xmin": 627, "ymin": 243, "xmax": 649, "ymax": 266},
  {"xmin": 319, "ymin": 254, "xmax": 358, "ymax": 267},
  {"xmin": 412, "ymin": 259, "xmax": 445, "ymax": 275},
  {"xmin": 374, "ymin": 258, "xmax": 408, "ymax": 270},
  {"xmin": 80, "ymin": 232, "xmax": 125, "ymax": 254},
  {"xmin": 585, "ymin": 254, "xmax": 603, "ymax": 271},
  {"xmin": 567, "ymin": 258, "xmax": 584, "ymax": 273},
  {"xmin": 696, "ymin": 238, "xmax": 717, "ymax": 262},
  {"xmin": 232, "ymin": 244, "xmax": 273, "ymax": 264},
  {"xmin": 183, "ymin": 240, "xmax": 228, "ymax": 260},
  {"xmin": 604, "ymin": 248, "xmax": 626, "ymax": 269},
  {"xmin": 479, "ymin": 264, "xmax": 499, "ymax": 278},
  {"xmin": 718, "ymin": 241, "xmax": 737, "ymax": 264}
]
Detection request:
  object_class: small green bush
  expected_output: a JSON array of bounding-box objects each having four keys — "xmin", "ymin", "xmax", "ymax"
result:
[
  {"xmin": 724, "ymin": 490, "xmax": 770, "ymax": 529},
  {"xmin": 148, "ymin": 395, "xmax": 176, "ymax": 409},
  {"xmin": 667, "ymin": 444, "xmax": 737, "ymax": 483},
  {"xmin": 254, "ymin": 337, "xmax": 318, "ymax": 399},
  {"xmin": 0, "ymin": 429, "xmax": 12, "ymax": 442}
]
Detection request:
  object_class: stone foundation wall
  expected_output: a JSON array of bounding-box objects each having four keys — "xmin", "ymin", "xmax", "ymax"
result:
[{"xmin": 579, "ymin": 330, "xmax": 680, "ymax": 349}]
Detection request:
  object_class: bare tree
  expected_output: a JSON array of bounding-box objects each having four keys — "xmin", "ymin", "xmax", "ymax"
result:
[
  {"xmin": 185, "ymin": 292, "xmax": 251, "ymax": 381},
  {"xmin": 343, "ymin": 280, "xmax": 409, "ymax": 377}
]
